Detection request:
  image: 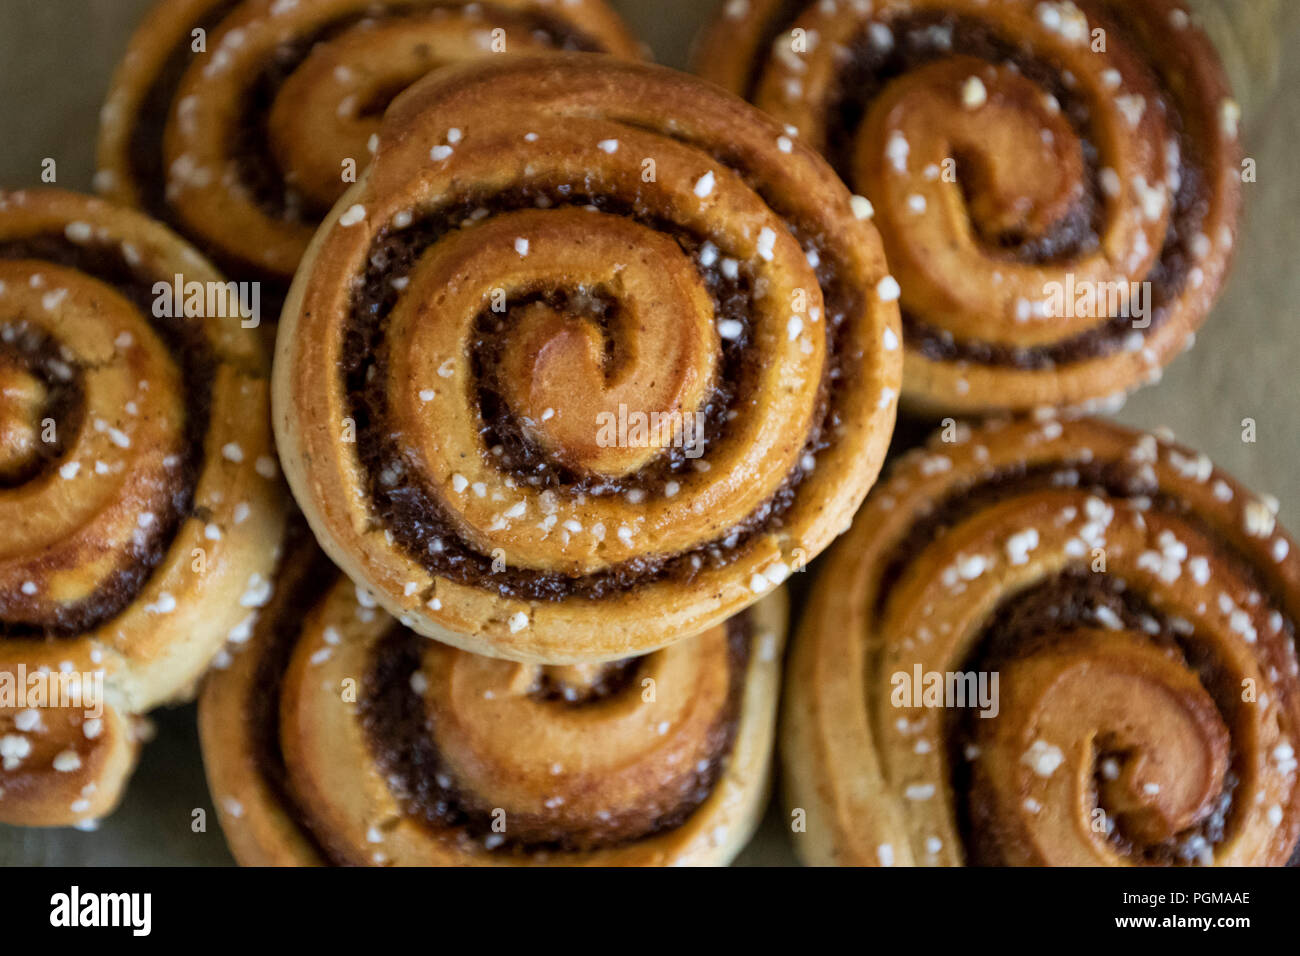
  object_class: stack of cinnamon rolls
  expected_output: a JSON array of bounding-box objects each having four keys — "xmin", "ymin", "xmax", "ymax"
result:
[{"xmin": 0, "ymin": 0, "xmax": 1292, "ymax": 867}]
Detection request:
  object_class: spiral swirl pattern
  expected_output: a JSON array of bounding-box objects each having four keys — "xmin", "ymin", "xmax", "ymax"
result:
[
  {"xmin": 697, "ymin": 0, "xmax": 1243, "ymax": 413},
  {"xmin": 199, "ymin": 527, "xmax": 786, "ymax": 866},
  {"xmin": 96, "ymin": 0, "xmax": 641, "ymax": 294},
  {"xmin": 0, "ymin": 189, "xmax": 284, "ymax": 826},
  {"xmin": 783, "ymin": 416, "xmax": 1299, "ymax": 866},
  {"xmin": 273, "ymin": 55, "xmax": 899, "ymax": 662}
]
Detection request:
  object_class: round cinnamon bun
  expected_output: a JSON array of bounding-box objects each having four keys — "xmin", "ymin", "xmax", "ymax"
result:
[
  {"xmin": 0, "ymin": 189, "xmax": 285, "ymax": 826},
  {"xmin": 95, "ymin": 0, "xmax": 642, "ymax": 306},
  {"xmin": 784, "ymin": 415, "xmax": 1299, "ymax": 865},
  {"xmin": 198, "ymin": 525, "xmax": 787, "ymax": 866},
  {"xmin": 272, "ymin": 55, "xmax": 900, "ymax": 663},
  {"xmin": 697, "ymin": 0, "xmax": 1243, "ymax": 414}
]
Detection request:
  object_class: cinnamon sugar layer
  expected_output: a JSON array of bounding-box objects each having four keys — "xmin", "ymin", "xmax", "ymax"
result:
[
  {"xmin": 343, "ymin": 186, "xmax": 856, "ymax": 600},
  {"xmin": 0, "ymin": 236, "xmax": 214, "ymax": 636}
]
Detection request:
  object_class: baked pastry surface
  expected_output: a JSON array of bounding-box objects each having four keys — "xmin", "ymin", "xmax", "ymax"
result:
[
  {"xmin": 697, "ymin": 0, "xmax": 1243, "ymax": 414},
  {"xmin": 96, "ymin": 0, "xmax": 641, "ymax": 298},
  {"xmin": 784, "ymin": 416, "xmax": 1299, "ymax": 865},
  {"xmin": 199, "ymin": 523, "xmax": 787, "ymax": 866},
  {"xmin": 273, "ymin": 54, "xmax": 900, "ymax": 662},
  {"xmin": 0, "ymin": 188, "xmax": 285, "ymax": 826}
]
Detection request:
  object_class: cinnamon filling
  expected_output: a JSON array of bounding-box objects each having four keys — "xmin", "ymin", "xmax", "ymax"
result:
[
  {"xmin": 230, "ymin": 5, "xmax": 603, "ymax": 224},
  {"xmin": 245, "ymin": 519, "xmax": 339, "ymax": 862},
  {"xmin": 356, "ymin": 615, "xmax": 751, "ymax": 855},
  {"xmin": 127, "ymin": 0, "xmax": 242, "ymax": 250},
  {"xmin": 950, "ymin": 569, "xmax": 1245, "ymax": 865},
  {"xmin": 0, "ymin": 236, "xmax": 214, "ymax": 637},
  {"xmin": 242, "ymin": 541, "xmax": 753, "ymax": 861},
  {"xmin": 0, "ymin": 321, "xmax": 85, "ymax": 487},
  {"xmin": 842, "ymin": 11, "xmax": 1205, "ymax": 368},
  {"xmin": 528, "ymin": 657, "xmax": 641, "ymax": 705},
  {"xmin": 126, "ymin": 0, "xmax": 606, "ymax": 286},
  {"xmin": 344, "ymin": 184, "xmax": 856, "ymax": 600},
  {"xmin": 738, "ymin": 0, "xmax": 824, "ymax": 103},
  {"xmin": 471, "ymin": 277, "xmax": 746, "ymax": 493},
  {"xmin": 873, "ymin": 458, "xmax": 1296, "ymax": 864},
  {"xmin": 768, "ymin": 6, "xmax": 1211, "ymax": 368},
  {"xmin": 244, "ymin": 546, "xmax": 754, "ymax": 858},
  {"xmin": 826, "ymin": 12, "xmax": 1106, "ymax": 265},
  {"xmin": 877, "ymin": 457, "xmax": 1159, "ymax": 613},
  {"xmin": 878, "ymin": 455, "xmax": 1294, "ymax": 634}
]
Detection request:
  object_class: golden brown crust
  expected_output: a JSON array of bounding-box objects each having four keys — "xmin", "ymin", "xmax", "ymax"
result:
[
  {"xmin": 0, "ymin": 188, "xmax": 286, "ymax": 827},
  {"xmin": 0, "ymin": 704, "xmax": 138, "ymax": 827},
  {"xmin": 96, "ymin": 0, "xmax": 642, "ymax": 285},
  {"xmin": 697, "ymin": 0, "xmax": 1243, "ymax": 414},
  {"xmin": 199, "ymin": 538, "xmax": 787, "ymax": 867},
  {"xmin": 197, "ymin": 522, "xmax": 330, "ymax": 865},
  {"xmin": 783, "ymin": 416, "xmax": 1300, "ymax": 865},
  {"xmin": 273, "ymin": 54, "xmax": 900, "ymax": 663}
]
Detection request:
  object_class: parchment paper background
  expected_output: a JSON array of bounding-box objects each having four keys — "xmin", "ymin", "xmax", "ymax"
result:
[{"xmin": 0, "ymin": 0, "xmax": 1295, "ymax": 866}]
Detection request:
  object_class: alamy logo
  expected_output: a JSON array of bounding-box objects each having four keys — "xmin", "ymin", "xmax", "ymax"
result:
[
  {"xmin": 152, "ymin": 274, "xmax": 261, "ymax": 328},
  {"xmin": 1041, "ymin": 275, "xmax": 1151, "ymax": 328},
  {"xmin": 890, "ymin": 665, "xmax": 1000, "ymax": 718},
  {"xmin": 0, "ymin": 665, "xmax": 103, "ymax": 719},
  {"xmin": 49, "ymin": 886, "xmax": 151, "ymax": 936},
  {"xmin": 595, "ymin": 403, "xmax": 707, "ymax": 459}
]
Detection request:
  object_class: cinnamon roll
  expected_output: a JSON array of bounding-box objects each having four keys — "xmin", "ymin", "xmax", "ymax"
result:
[
  {"xmin": 697, "ymin": 0, "xmax": 1243, "ymax": 414},
  {"xmin": 784, "ymin": 416, "xmax": 1299, "ymax": 865},
  {"xmin": 198, "ymin": 526, "xmax": 787, "ymax": 866},
  {"xmin": 0, "ymin": 188, "xmax": 285, "ymax": 826},
  {"xmin": 273, "ymin": 55, "xmax": 900, "ymax": 662},
  {"xmin": 96, "ymin": 0, "xmax": 641, "ymax": 308}
]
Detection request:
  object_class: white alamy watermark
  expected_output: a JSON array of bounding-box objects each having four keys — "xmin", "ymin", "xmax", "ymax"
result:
[
  {"xmin": 891, "ymin": 664, "xmax": 999, "ymax": 718},
  {"xmin": 595, "ymin": 403, "xmax": 707, "ymax": 459},
  {"xmin": 1040, "ymin": 275, "xmax": 1151, "ymax": 328},
  {"xmin": 50, "ymin": 886, "xmax": 151, "ymax": 936},
  {"xmin": 0, "ymin": 664, "xmax": 104, "ymax": 719},
  {"xmin": 152, "ymin": 274, "xmax": 261, "ymax": 328}
]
